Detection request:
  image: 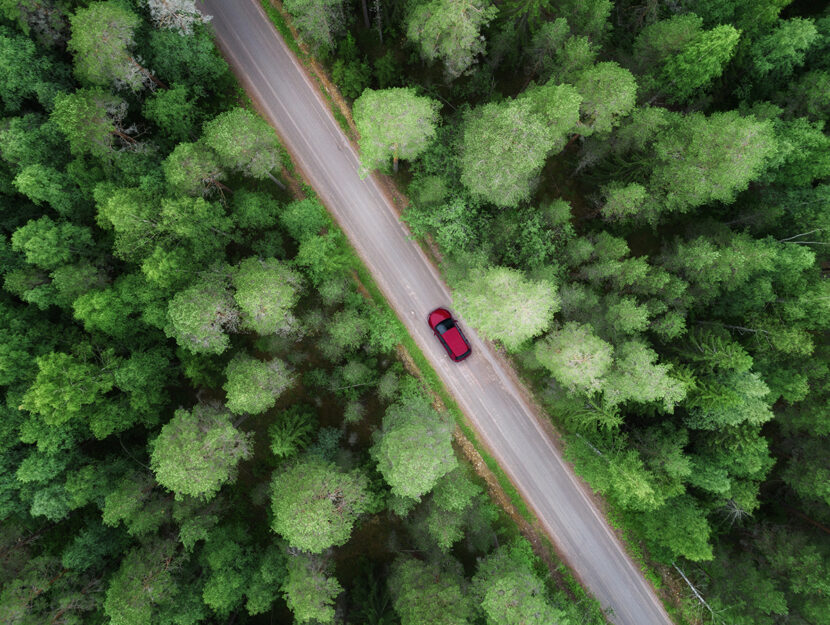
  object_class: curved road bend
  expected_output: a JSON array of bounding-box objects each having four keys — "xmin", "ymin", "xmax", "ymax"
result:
[{"xmin": 200, "ymin": 2, "xmax": 673, "ymax": 624}]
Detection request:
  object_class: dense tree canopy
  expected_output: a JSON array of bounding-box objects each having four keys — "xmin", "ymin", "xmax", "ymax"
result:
[{"xmin": 2, "ymin": 1, "xmax": 829, "ymax": 625}]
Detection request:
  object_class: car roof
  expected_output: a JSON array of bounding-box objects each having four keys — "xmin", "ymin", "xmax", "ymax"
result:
[{"xmin": 442, "ymin": 325, "xmax": 469, "ymax": 357}]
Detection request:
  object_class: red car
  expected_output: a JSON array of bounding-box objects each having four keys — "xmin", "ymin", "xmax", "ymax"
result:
[{"xmin": 428, "ymin": 308, "xmax": 472, "ymax": 362}]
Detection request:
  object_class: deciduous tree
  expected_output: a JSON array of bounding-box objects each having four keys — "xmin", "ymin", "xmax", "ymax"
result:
[
  {"xmin": 371, "ymin": 392, "xmax": 457, "ymax": 501},
  {"xmin": 283, "ymin": 0, "xmax": 344, "ymax": 52},
  {"xmin": 223, "ymin": 353, "xmax": 294, "ymax": 415},
  {"xmin": 165, "ymin": 275, "xmax": 238, "ymax": 354},
  {"xmin": 150, "ymin": 402, "xmax": 253, "ymax": 500},
  {"xmin": 407, "ymin": 0, "xmax": 498, "ymax": 80},
  {"xmin": 354, "ymin": 88, "xmax": 440, "ymax": 173},
  {"xmin": 270, "ymin": 457, "xmax": 372, "ymax": 552},
  {"xmin": 388, "ymin": 556, "xmax": 473, "ymax": 625},
  {"xmin": 68, "ymin": 0, "xmax": 158, "ymax": 91},
  {"xmin": 574, "ymin": 62, "xmax": 637, "ymax": 135},
  {"xmin": 51, "ymin": 88, "xmax": 131, "ymax": 158},
  {"xmin": 202, "ymin": 108, "xmax": 288, "ymax": 185},
  {"xmin": 283, "ymin": 553, "xmax": 342, "ymax": 624},
  {"xmin": 454, "ymin": 266, "xmax": 559, "ymax": 351},
  {"xmin": 232, "ymin": 256, "xmax": 301, "ymax": 335},
  {"xmin": 535, "ymin": 322, "xmax": 612, "ymax": 393}
]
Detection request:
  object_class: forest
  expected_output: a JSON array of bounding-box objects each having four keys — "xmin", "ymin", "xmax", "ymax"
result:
[
  {"xmin": 0, "ymin": 1, "xmax": 607, "ymax": 625},
  {"xmin": 0, "ymin": 0, "xmax": 827, "ymax": 624},
  {"xmin": 288, "ymin": 0, "xmax": 828, "ymax": 622}
]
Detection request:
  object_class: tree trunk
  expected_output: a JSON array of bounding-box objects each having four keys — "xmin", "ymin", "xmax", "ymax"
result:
[
  {"xmin": 360, "ymin": 0, "xmax": 370, "ymax": 28},
  {"xmin": 374, "ymin": 0, "xmax": 383, "ymax": 43},
  {"xmin": 392, "ymin": 154, "xmax": 398, "ymax": 173},
  {"xmin": 266, "ymin": 171, "xmax": 287, "ymax": 190}
]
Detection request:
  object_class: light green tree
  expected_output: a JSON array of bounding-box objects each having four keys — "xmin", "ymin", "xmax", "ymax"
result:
[
  {"xmin": 51, "ymin": 88, "xmax": 129, "ymax": 158},
  {"xmin": 661, "ymin": 24, "xmax": 740, "ymax": 102},
  {"xmin": 535, "ymin": 322, "xmax": 613, "ymax": 394},
  {"xmin": 165, "ymin": 276, "xmax": 238, "ymax": 355},
  {"xmin": 602, "ymin": 341, "xmax": 687, "ymax": 411},
  {"xmin": 68, "ymin": 0, "xmax": 157, "ymax": 91},
  {"xmin": 20, "ymin": 352, "xmax": 112, "ymax": 427},
  {"xmin": 150, "ymin": 403, "xmax": 253, "ymax": 500},
  {"xmin": 283, "ymin": 0, "xmax": 344, "ymax": 52},
  {"xmin": 472, "ymin": 542, "xmax": 566, "ymax": 625},
  {"xmin": 574, "ymin": 62, "xmax": 637, "ymax": 135},
  {"xmin": 459, "ymin": 99, "xmax": 554, "ymax": 207},
  {"xmin": 202, "ymin": 108, "xmax": 288, "ymax": 186},
  {"xmin": 354, "ymin": 88, "xmax": 440, "ymax": 173},
  {"xmin": 162, "ymin": 141, "xmax": 225, "ymax": 196},
  {"xmin": 283, "ymin": 553, "xmax": 342, "ymax": 624},
  {"xmin": 142, "ymin": 83, "xmax": 199, "ymax": 141},
  {"xmin": 388, "ymin": 556, "xmax": 473, "ymax": 625},
  {"xmin": 650, "ymin": 111, "xmax": 776, "ymax": 214},
  {"xmin": 223, "ymin": 353, "xmax": 294, "ymax": 415},
  {"xmin": 103, "ymin": 541, "xmax": 183, "ymax": 625},
  {"xmin": 407, "ymin": 0, "xmax": 498, "ymax": 80},
  {"xmin": 270, "ymin": 457, "xmax": 371, "ymax": 552},
  {"xmin": 601, "ymin": 182, "xmax": 649, "ymax": 221},
  {"xmin": 232, "ymin": 257, "xmax": 301, "ymax": 335},
  {"xmin": 455, "ymin": 266, "xmax": 559, "ymax": 351},
  {"xmin": 371, "ymin": 393, "xmax": 457, "ymax": 501},
  {"xmin": 750, "ymin": 17, "xmax": 818, "ymax": 79},
  {"xmin": 11, "ymin": 216, "xmax": 93, "ymax": 270}
]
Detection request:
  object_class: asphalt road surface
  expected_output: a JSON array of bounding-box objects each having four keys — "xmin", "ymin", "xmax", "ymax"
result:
[{"xmin": 200, "ymin": 2, "xmax": 674, "ymax": 624}]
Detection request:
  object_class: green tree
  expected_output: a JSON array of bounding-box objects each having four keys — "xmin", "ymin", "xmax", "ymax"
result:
[
  {"xmin": 574, "ymin": 62, "xmax": 637, "ymax": 136},
  {"xmin": 11, "ymin": 216, "xmax": 93, "ymax": 270},
  {"xmin": 0, "ymin": 26, "xmax": 62, "ymax": 111},
  {"xmin": 223, "ymin": 353, "xmax": 294, "ymax": 415},
  {"xmin": 165, "ymin": 275, "xmax": 238, "ymax": 354},
  {"xmin": 407, "ymin": 0, "xmax": 498, "ymax": 80},
  {"xmin": 162, "ymin": 141, "xmax": 225, "ymax": 196},
  {"xmin": 232, "ymin": 257, "xmax": 301, "ymax": 335},
  {"xmin": 150, "ymin": 402, "xmax": 253, "ymax": 500},
  {"xmin": 283, "ymin": 0, "xmax": 344, "ymax": 52},
  {"xmin": 283, "ymin": 553, "xmax": 342, "ymax": 624},
  {"xmin": 459, "ymin": 99, "xmax": 554, "ymax": 207},
  {"xmin": 750, "ymin": 17, "xmax": 818, "ymax": 79},
  {"xmin": 471, "ymin": 542, "xmax": 565, "ymax": 625},
  {"xmin": 202, "ymin": 108, "xmax": 288, "ymax": 185},
  {"xmin": 270, "ymin": 457, "xmax": 372, "ymax": 552},
  {"xmin": 12, "ymin": 164, "xmax": 79, "ymax": 216},
  {"xmin": 20, "ymin": 352, "xmax": 112, "ymax": 426},
  {"xmin": 600, "ymin": 182, "xmax": 649, "ymax": 221},
  {"xmin": 269, "ymin": 405, "xmax": 316, "ymax": 459},
  {"xmin": 535, "ymin": 322, "xmax": 612, "ymax": 394},
  {"xmin": 661, "ymin": 24, "xmax": 740, "ymax": 102},
  {"xmin": 68, "ymin": 0, "xmax": 156, "ymax": 91},
  {"xmin": 51, "ymin": 88, "xmax": 130, "ymax": 158},
  {"xmin": 143, "ymin": 83, "xmax": 199, "ymax": 141},
  {"xmin": 602, "ymin": 341, "xmax": 687, "ymax": 411},
  {"xmin": 371, "ymin": 392, "xmax": 457, "ymax": 501},
  {"xmin": 388, "ymin": 556, "xmax": 473, "ymax": 625},
  {"xmin": 103, "ymin": 541, "xmax": 190, "ymax": 625},
  {"xmin": 626, "ymin": 495, "xmax": 713, "ymax": 562},
  {"xmin": 354, "ymin": 88, "xmax": 440, "ymax": 173},
  {"xmin": 650, "ymin": 111, "xmax": 776, "ymax": 214},
  {"xmin": 454, "ymin": 266, "xmax": 559, "ymax": 351}
]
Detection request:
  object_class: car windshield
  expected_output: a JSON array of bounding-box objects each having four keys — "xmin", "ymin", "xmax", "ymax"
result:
[{"xmin": 435, "ymin": 319, "xmax": 454, "ymax": 334}]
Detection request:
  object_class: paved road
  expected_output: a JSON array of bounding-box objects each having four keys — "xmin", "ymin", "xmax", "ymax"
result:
[{"xmin": 200, "ymin": 2, "xmax": 673, "ymax": 624}]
